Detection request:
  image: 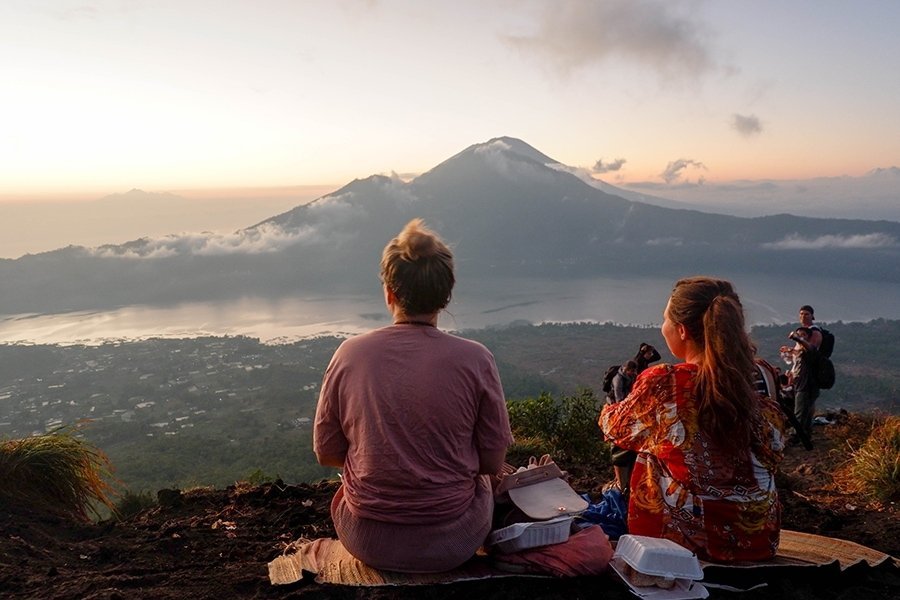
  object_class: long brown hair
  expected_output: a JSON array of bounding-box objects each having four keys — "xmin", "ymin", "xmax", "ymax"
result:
[
  {"xmin": 667, "ymin": 276, "xmax": 756, "ymax": 449},
  {"xmin": 380, "ymin": 219, "xmax": 454, "ymax": 315}
]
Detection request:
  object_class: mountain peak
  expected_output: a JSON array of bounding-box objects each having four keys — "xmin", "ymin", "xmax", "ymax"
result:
[
  {"xmin": 469, "ymin": 136, "xmax": 561, "ymax": 166},
  {"xmin": 413, "ymin": 136, "xmax": 566, "ymax": 189}
]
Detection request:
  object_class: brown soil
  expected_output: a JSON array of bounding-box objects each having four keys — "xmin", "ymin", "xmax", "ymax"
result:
[{"xmin": 1, "ymin": 412, "xmax": 897, "ymax": 599}]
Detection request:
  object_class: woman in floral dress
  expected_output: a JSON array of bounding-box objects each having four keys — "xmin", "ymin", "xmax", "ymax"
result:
[{"xmin": 600, "ymin": 277, "xmax": 785, "ymax": 562}]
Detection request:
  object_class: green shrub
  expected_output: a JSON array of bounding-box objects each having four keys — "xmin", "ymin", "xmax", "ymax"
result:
[
  {"xmin": 507, "ymin": 389, "xmax": 607, "ymax": 464},
  {"xmin": 244, "ymin": 468, "xmax": 278, "ymax": 485},
  {"xmin": 505, "ymin": 435, "xmax": 556, "ymax": 466},
  {"xmin": 849, "ymin": 416, "xmax": 900, "ymax": 502},
  {"xmin": 508, "ymin": 392, "xmax": 560, "ymax": 438}
]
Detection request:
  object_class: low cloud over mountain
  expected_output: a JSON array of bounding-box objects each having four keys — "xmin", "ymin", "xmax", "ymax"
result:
[
  {"xmin": 763, "ymin": 233, "xmax": 897, "ymax": 250},
  {"xmin": 88, "ymin": 223, "xmax": 315, "ymax": 259}
]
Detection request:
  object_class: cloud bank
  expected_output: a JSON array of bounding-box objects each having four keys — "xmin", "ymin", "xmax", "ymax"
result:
[
  {"xmin": 763, "ymin": 233, "xmax": 897, "ymax": 250},
  {"xmin": 90, "ymin": 223, "xmax": 315, "ymax": 259}
]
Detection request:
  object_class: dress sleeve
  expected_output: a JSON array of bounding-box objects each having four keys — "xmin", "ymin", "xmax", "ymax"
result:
[
  {"xmin": 753, "ymin": 395, "xmax": 787, "ymax": 469},
  {"xmin": 599, "ymin": 364, "xmax": 670, "ymax": 452},
  {"xmin": 312, "ymin": 349, "xmax": 349, "ymax": 459},
  {"xmin": 474, "ymin": 352, "xmax": 514, "ymax": 451}
]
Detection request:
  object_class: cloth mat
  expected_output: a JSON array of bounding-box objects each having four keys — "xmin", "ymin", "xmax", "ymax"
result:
[
  {"xmin": 268, "ymin": 537, "xmax": 532, "ymax": 586},
  {"xmin": 268, "ymin": 529, "xmax": 898, "ymax": 587},
  {"xmin": 700, "ymin": 529, "xmax": 899, "ymax": 591},
  {"xmin": 711, "ymin": 529, "xmax": 897, "ymax": 571}
]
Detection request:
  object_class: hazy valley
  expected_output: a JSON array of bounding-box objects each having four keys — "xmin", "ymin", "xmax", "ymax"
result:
[{"xmin": 1, "ymin": 320, "xmax": 897, "ymax": 494}]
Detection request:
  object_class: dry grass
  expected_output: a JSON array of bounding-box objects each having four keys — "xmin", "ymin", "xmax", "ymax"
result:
[
  {"xmin": 846, "ymin": 415, "xmax": 900, "ymax": 502},
  {"xmin": 0, "ymin": 423, "xmax": 117, "ymax": 522}
]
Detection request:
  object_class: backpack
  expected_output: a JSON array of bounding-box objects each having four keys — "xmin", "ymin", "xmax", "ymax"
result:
[
  {"xmin": 601, "ymin": 365, "xmax": 620, "ymax": 394},
  {"xmin": 817, "ymin": 327, "xmax": 835, "ymax": 358},
  {"xmin": 815, "ymin": 355, "xmax": 836, "ymax": 389},
  {"xmin": 813, "ymin": 326, "xmax": 835, "ymax": 389}
]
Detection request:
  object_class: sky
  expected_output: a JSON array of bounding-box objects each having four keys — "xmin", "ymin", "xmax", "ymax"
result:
[{"xmin": 2, "ymin": 0, "xmax": 900, "ymax": 201}]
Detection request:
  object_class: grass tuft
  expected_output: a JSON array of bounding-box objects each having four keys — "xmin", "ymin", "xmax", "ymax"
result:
[
  {"xmin": 0, "ymin": 422, "xmax": 117, "ymax": 522},
  {"xmin": 847, "ymin": 415, "xmax": 900, "ymax": 502}
]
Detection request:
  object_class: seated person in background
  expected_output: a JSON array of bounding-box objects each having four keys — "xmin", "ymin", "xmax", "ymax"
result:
[
  {"xmin": 608, "ymin": 360, "xmax": 639, "ymax": 493},
  {"xmin": 600, "ymin": 277, "xmax": 785, "ymax": 562},
  {"xmin": 633, "ymin": 342, "xmax": 661, "ymax": 373},
  {"xmin": 313, "ymin": 219, "xmax": 514, "ymax": 573}
]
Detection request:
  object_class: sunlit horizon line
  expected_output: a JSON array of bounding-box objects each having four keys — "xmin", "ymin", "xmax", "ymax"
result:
[
  {"xmin": 0, "ymin": 184, "xmax": 341, "ymax": 204},
  {"xmin": 0, "ymin": 163, "xmax": 895, "ymax": 204}
]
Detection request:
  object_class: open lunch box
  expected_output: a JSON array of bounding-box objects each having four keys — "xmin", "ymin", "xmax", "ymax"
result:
[
  {"xmin": 486, "ymin": 515, "xmax": 575, "ymax": 553},
  {"xmin": 487, "ymin": 461, "xmax": 588, "ymax": 553}
]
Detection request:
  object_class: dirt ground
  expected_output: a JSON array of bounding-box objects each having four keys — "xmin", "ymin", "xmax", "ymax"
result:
[{"xmin": 1, "ymin": 412, "xmax": 898, "ymax": 599}]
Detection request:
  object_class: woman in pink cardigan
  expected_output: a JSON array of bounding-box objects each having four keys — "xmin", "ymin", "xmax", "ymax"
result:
[{"xmin": 313, "ymin": 219, "xmax": 513, "ymax": 572}]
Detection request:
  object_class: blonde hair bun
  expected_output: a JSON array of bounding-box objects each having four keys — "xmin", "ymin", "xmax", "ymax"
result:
[
  {"xmin": 396, "ymin": 218, "xmax": 441, "ymax": 262},
  {"xmin": 381, "ymin": 219, "xmax": 455, "ymax": 315}
]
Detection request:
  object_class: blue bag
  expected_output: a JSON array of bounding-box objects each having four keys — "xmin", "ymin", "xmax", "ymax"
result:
[{"xmin": 577, "ymin": 489, "xmax": 628, "ymax": 540}]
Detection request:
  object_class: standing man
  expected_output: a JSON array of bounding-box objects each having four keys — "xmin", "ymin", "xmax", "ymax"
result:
[{"xmin": 790, "ymin": 305, "xmax": 823, "ymax": 444}]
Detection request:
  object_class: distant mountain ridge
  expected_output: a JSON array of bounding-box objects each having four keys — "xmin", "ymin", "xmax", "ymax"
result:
[
  {"xmin": 1, "ymin": 137, "xmax": 899, "ymax": 314},
  {"xmin": 621, "ymin": 166, "xmax": 900, "ymax": 221}
]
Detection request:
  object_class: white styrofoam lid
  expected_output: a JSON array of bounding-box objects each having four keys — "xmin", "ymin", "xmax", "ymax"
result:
[{"xmin": 613, "ymin": 535, "xmax": 704, "ymax": 580}]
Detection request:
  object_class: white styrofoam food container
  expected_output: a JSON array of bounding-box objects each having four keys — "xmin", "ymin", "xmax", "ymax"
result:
[
  {"xmin": 614, "ymin": 534, "xmax": 704, "ymax": 580},
  {"xmin": 610, "ymin": 558, "xmax": 709, "ymax": 600},
  {"xmin": 487, "ymin": 516, "xmax": 573, "ymax": 553}
]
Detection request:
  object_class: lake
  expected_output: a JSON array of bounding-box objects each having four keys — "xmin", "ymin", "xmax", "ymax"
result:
[{"xmin": 1, "ymin": 275, "xmax": 898, "ymax": 345}]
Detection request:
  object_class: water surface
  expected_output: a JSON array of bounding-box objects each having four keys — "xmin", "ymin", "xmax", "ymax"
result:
[{"xmin": 2, "ymin": 275, "xmax": 898, "ymax": 345}]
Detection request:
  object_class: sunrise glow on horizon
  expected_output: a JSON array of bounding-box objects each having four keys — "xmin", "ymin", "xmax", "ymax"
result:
[{"xmin": 2, "ymin": 1, "xmax": 900, "ymax": 199}]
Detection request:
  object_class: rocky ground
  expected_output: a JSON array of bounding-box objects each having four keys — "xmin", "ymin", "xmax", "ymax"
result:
[{"xmin": 1, "ymin": 412, "xmax": 898, "ymax": 599}]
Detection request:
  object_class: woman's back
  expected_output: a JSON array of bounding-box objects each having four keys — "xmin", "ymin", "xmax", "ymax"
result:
[
  {"xmin": 313, "ymin": 219, "xmax": 513, "ymax": 573},
  {"xmin": 602, "ymin": 363, "xmax": 784, "ymax": 562},
  {"xmin": 315, "ymin": 324, "xmax": 510, "ymax": 524}
]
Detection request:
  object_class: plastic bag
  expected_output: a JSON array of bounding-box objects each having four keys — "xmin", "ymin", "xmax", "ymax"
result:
[{"xmin": 578, "ymin": 488, "xmax": 628, "ymax": 540}]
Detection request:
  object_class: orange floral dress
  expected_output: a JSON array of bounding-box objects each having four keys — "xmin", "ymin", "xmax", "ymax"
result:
[{"xmin": 599, "ymin": 363, "xmax": 785, "ymax": 562}]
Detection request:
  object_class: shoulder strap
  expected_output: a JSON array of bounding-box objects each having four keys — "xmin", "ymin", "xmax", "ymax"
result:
[{"xmin": 753, "ymin": 358, "xmax": 779, "ymax": 401}]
